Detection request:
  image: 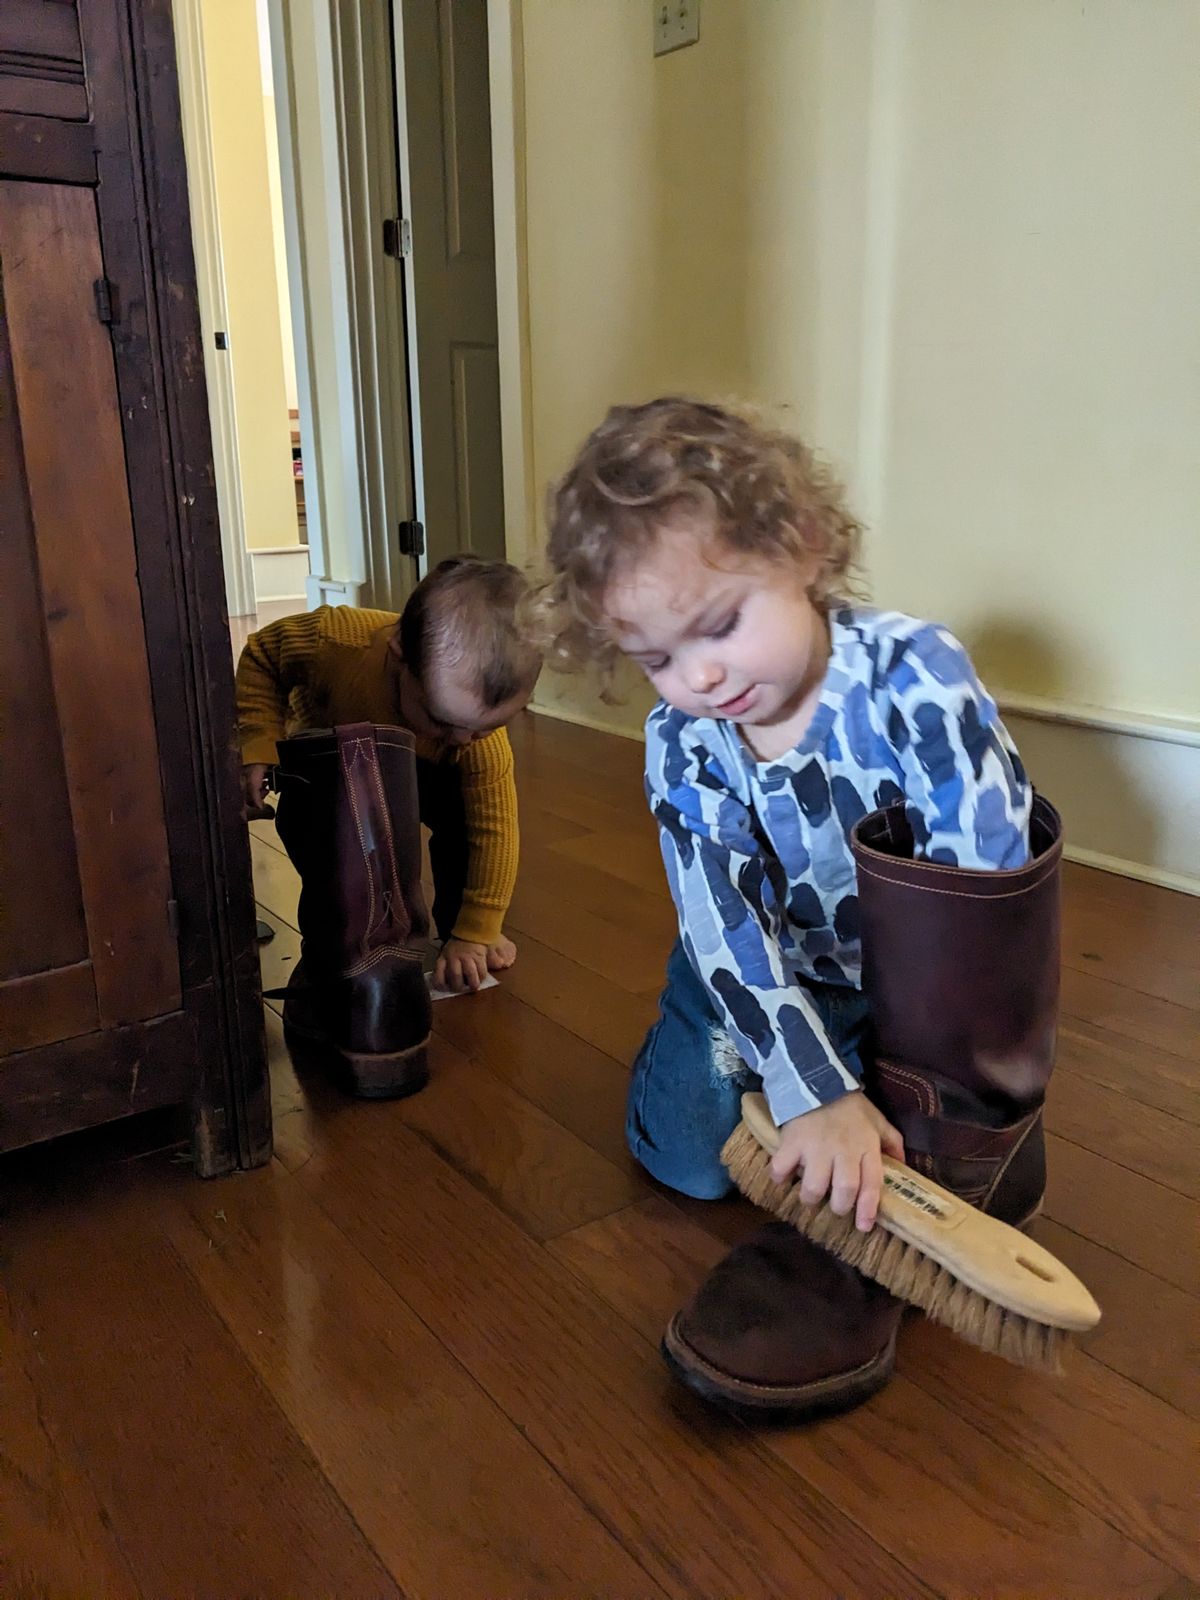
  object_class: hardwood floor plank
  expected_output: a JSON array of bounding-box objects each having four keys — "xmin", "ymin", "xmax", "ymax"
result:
[
  {"xmin": 1047, "ymin": 1070, "xmax": 1199, "ymax": 1198},
  {"xmin": 1062, "ymin": 900, "xmax": 1199, "ymax": 1011},
  {"xmin": 515, "ymin": 710, "xmax": 645, "ymax": 783},
  {"xmin": 551, "ymin": 826, "xmax": 669, "ymax": 899},
  {"xmin": 1044, "ymin": 1133, "xmax": 1199, "ymax": 1293},
  {"xmin": 1060, "ymin": 863, "xmax": 1199, "ymax": 1010},
  {"xmin": 897, "ymin": 1320, "xmax": 1200, "ymax": 1582},
  {"xmin": 516, "ymin": 834, "xmax": 677, "ymax": 941},
  {"xmin": 1063, "ymin": 860, "xmax": 1199, "ymax": 940},
  {"xmin": 1056, "ymin": 1019, "xmax": 1200, "ymax": 1126},
  {"xmin": 1032, "ymin": 1220, "xmax": 1200, "ymax": 1420},
  {"xmin": 515, "ymin": 768, "xmax": 651, "ymax": 839},
  {"xmin": 1156, "ymin": 1576, "xmax": 1200, "ymax": 1600},
  {"xmin": 2, "ymin": 1176, "xmax": 401, "ymax": 1598},
  {"xmin": 512, "ymin": 800, "xmax": 593, "ymax": 847},
  {"xmin": 0, "ymin": 1283, "xmax": 139, "ymax": 1599},
  {"xmin": 165, "ymin": 1160, "xmax": 657, "ymax": 1599},
  {"xmin": 513, "ymin": 714, "xmax": 646, "ymax": 804},
  {"xmin": 549, "ymin": 1197, "xmax": 1171, "ymax": 1598},
  {"xmin": 396, "ymin": 1032, "xmax": 646, "ymax": 1239},
  {"xmin": 506, "ymin": 871, "xmax": 673, "ymax": 996},
  {"xmin": 432, "ymin": 985, "xmax": 639, "ymax": 1171},
  {"xmin": 1060, "ymin": 967, "xmax": 1200, "ymax": 1062},
  {"xmin": 502, "ymin": 930, "xmax": 659, "ymax": 1067},
  {"xmin": 289, "ymin": 1108, "xmax": 932, "ymax": 1598}
]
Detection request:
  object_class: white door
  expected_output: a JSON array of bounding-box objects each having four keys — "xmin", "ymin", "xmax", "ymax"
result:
[{"xmin": 398, "ymin": 0, "xmax": 505, "ymax": 567}]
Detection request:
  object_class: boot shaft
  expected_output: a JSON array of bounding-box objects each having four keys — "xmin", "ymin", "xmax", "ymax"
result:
[
  {"xmin": 850, "ymin": 795, "xmax": 1062, "ymax": 1221},
  {"xmin": 274, "ymin": 722, "xmax": 430, "ymax": 969},
  {"xmin": 851, "ymin": 795, "xmax": 1062, "ymax": 1116}
]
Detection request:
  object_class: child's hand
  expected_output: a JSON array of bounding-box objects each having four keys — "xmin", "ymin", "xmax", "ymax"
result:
[
  {"xmin": 771, "ymin": 1093, "xmax": 905, "ymax": 1232},
  {"xmin": 435, "ymin": 938, "xmax": 490, "ymax": 992},
  {"xmin": 485, "ymin": 935, "xmax": 517, "ymax": 973},
  {"xmin": 242, "ymin": 762, "xmax": 273, "ymax": 819}
]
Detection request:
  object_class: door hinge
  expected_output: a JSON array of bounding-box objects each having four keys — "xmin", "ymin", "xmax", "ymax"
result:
[
  {"xmin": 397, "ymin": 519, "xmax": 425, "ymax": 557},
  {"xmin": 93, "ymin": 277, "xmax": 118, "ymax": 325},
  {"xmin": 166, "ymin": 898, "xmax": 180, "ymax": 938},
  {"xmin": 382, "ymin": 216, "xmax": 412, "ymax": 259}
]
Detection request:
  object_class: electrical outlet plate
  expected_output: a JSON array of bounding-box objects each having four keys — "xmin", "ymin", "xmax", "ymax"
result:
[{"xmin": 653, "ymin": 0, "xmax": 699, "ymax": 57}]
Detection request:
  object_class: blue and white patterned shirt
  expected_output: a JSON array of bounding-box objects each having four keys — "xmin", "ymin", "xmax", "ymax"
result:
[{"xmin": 644, "ymin": 605, "xmax": 1032, "ymax": 1126}]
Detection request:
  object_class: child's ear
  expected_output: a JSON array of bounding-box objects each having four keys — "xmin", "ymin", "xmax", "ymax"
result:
[{"xmin": 386, "ymin": 632, "xmax": 404, "ymax": 663}]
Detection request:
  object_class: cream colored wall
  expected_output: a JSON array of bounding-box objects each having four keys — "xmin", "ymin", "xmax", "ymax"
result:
[
  {"xmin": 515, "ymin": 0, "xmax": 1199, "ymax": 885},
  {"xmin": 520, "ymin": 0, "xmax": 762, "ymax": 729},
  {"xmin": 202, "ymin": 0, "xmax": 299, "ymax": 552}
]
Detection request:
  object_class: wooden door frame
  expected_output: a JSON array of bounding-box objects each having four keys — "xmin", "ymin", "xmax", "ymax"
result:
[
  {"xmin": 264, "ymin": 0, "xmax": 412, "ymax": 611},
  {"xmin": 263, "ymin": 0, "xmax": 535, "ymax": 609},
  {"xmin": 170, "ymin": 0, "xmax": 257, "ymax": 621},
  {"xmin": 485, "ymin": 0, "xmax": 537, "ymax": 572}
]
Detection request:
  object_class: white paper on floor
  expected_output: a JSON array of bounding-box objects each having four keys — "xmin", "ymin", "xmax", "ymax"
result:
[{"xmin": 425, "ymin": 972, "xmax": 499, "ymax": 1002}]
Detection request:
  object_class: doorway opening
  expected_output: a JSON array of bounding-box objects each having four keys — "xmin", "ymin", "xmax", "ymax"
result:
[{"xmin": 175, "ymin": 0, "xmax": 310, "ymax": 641}]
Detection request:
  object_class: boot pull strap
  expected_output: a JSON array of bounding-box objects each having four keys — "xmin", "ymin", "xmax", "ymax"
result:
[
  {"xmin": 870, "ymin": 1058, "xmax": 1041, "ymax": 1160},
  {"xmin": 337, "ymin": 723, "xmax": 411, "ymax": 948}
]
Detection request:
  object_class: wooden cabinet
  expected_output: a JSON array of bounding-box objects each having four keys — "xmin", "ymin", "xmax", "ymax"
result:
[{"xmin": 0, "ymin": 0, "xmax": 270, "ymax": 1172}]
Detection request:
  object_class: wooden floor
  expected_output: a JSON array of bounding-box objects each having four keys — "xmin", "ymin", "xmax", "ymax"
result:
[{"xmin": 2, "ymin": 711, "xmax": 1197, "ymax": 1598}]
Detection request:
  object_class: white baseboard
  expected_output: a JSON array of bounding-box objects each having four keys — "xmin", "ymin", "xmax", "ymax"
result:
[
  {"xmin": 1060, "ymin": 845, "xmax": 1199, "ymax": 899},
  {"xmin": 529, "ymin": 697, "xmax": 641, "ymax": 742},
  {"xmin": 1001, "ymin": 709, "xmax": 1198, "ymax": 896},
  {"xmin": 251, "ymin": 545, "xmax": 311, "ymax": 603}
]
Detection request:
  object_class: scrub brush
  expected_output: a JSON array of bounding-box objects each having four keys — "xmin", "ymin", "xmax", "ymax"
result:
[{"xmin": 722, "ymin": 1092, "xmax": 1100, "ymax": 1371}]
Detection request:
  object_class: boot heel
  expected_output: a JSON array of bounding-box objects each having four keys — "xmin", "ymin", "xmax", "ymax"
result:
[{"xmin": 337, "ymin": 1035, "xmax": 431, "ymax": 1100}]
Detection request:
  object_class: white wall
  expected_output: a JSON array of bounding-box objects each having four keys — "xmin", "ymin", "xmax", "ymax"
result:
[{"xmin": 514, "ymin": 0, "xmax": 1199, "ymax": 889}]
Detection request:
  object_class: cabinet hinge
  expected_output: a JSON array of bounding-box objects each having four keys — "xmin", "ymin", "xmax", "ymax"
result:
[{"xmin": 93, "ymin": 277, "xmax": 118, "ymax": 325}]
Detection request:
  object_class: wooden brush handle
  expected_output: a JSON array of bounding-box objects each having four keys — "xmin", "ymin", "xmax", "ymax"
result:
[{"xmin": 740, "ymin": 1093, "xmax": 1101, "ymax": 1332}]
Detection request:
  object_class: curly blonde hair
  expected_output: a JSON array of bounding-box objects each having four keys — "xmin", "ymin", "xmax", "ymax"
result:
[{"xmin": 530, "ymin": 397, "xmax": 863, "ymax": 684}]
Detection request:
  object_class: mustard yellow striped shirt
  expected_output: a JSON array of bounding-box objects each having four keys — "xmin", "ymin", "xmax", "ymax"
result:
[{"xmin": 235, "ymin": 605, "xmax": 517, "ymax": 945}]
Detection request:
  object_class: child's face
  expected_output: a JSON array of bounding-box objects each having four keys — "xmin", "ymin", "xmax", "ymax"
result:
[{"xmin": 605, "ymin": 519, "xmax": 827, "ymax": 730}]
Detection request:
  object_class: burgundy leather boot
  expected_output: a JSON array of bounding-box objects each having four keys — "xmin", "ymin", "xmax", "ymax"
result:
[
  {"xmin": 273, "ymin": 723, "xmax": 432, "ymax": 1098},
  {"xmin": 661, "ymin": 1225, "xmax": 902, "ymax": 1421},
  {"xmin": 851, "ymin": 793, "xmax": 1063, "ymax": 1228},
  {"xmin": 663, "ymin": 796, "xmax": 1062, "ymax": 1423}
]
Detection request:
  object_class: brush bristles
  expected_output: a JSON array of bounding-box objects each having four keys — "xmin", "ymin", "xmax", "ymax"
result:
[{"xmin": 721, "ymin": 1121, "xmax": 1067, "ymax": 1373}]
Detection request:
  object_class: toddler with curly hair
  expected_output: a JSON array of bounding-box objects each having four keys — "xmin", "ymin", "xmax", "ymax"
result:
[{"xmin": 533, "ymin": 397, "xmax": 1042, "ymax": 1419}]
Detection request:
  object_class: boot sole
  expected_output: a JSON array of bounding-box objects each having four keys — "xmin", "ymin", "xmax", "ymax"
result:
[
  {"xmin": 283, "ymin": 1021, "xmax": 431, "ymax": 1101},
  {"xmin": 339, "ymin": 1038, "xmax": 431, "ymax": 1100},
  {"xmin": 661, "ymin": 1314, "xmax": 896, "ymax": 1425}
]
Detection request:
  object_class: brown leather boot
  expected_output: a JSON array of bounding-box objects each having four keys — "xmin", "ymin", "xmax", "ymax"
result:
[
  {"xmin": 273, "ymin": 723, "xmax": 432, "ymax": 1098},
  {"xmin": 663, "ymin": 797, "xmax": 1062, "ymax": 1423},
  {"xmin": 662, "ymin": 1225, "xmax": 901, "ymax": 1421},
  {"xmin": 851, "ymin": 794, "xmax": 1063, "ymax": 1228}
]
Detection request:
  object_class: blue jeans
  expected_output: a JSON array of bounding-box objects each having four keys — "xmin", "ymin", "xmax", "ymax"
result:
[{"xmin": 627, "ymin": 940, "xmax": 875, "ymax": 1199}]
